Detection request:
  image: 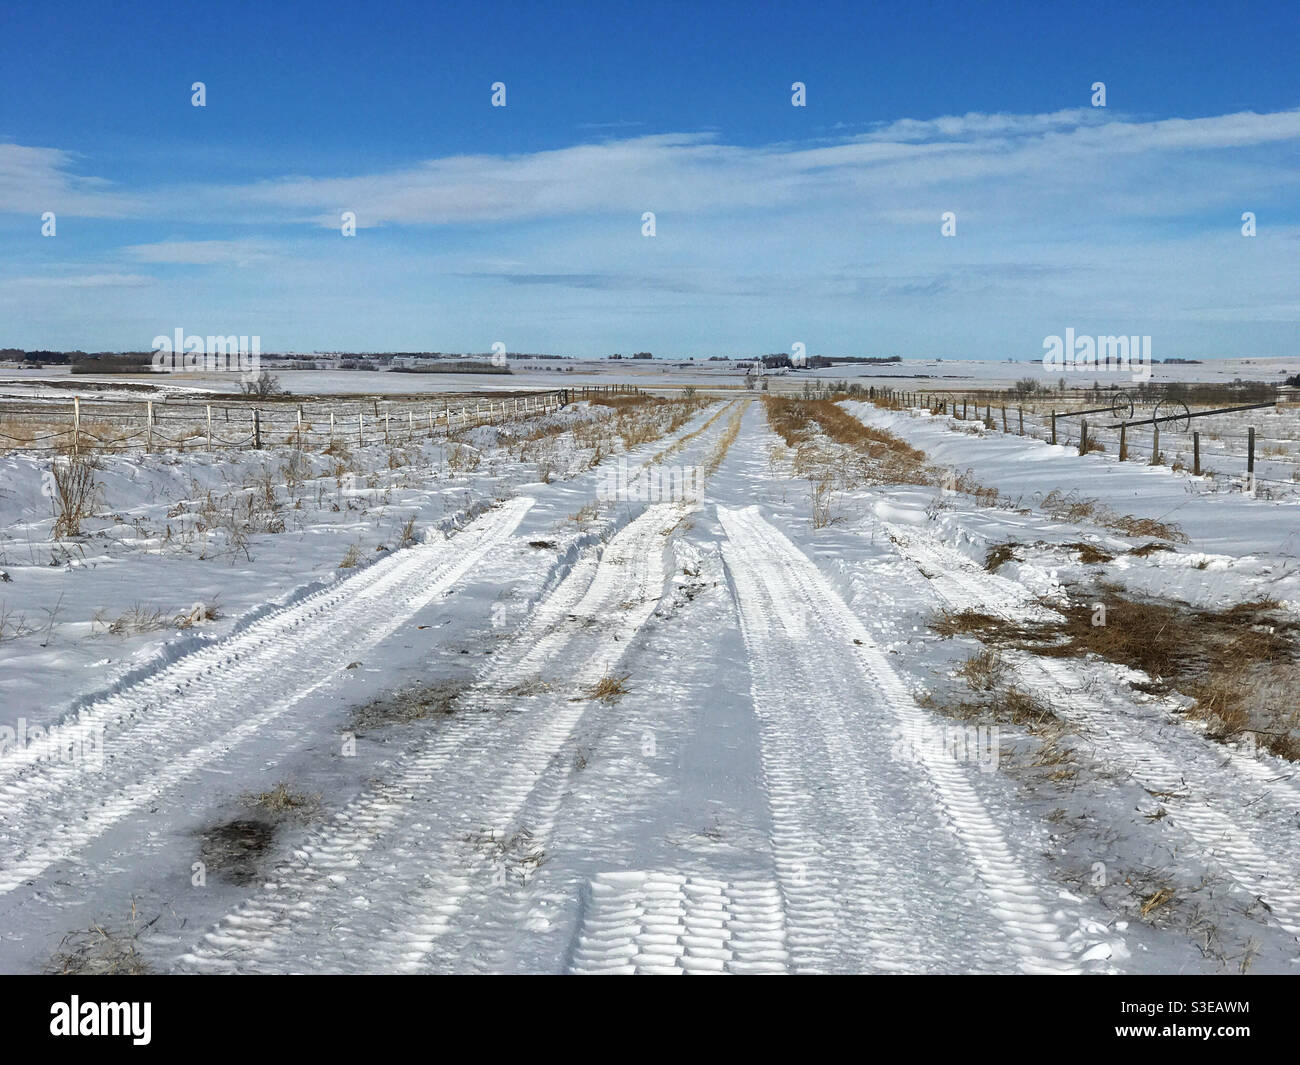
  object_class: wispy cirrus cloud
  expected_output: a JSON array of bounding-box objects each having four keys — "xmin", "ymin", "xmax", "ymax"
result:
[
  {"xmin": 124, "ymin": 239, "xmax": 273, "ymax": 266},
  {"xmin": 2, "ymin": 272, "xmax": 154, "ymax": 289},
  {"xmin": 4, "ymin": 106, "xmax": 1300, "ymax": 354},
  {"xmin": 196, "ymin": 108, "xmax": 1300, "ymax": 229},
  {"xmin": 7, "ymin": 107, "xmax": 1300, "ymax": 231},
  {"xmin": 0, "ymin": 144, "xmax": 142, "ymax": 218}
]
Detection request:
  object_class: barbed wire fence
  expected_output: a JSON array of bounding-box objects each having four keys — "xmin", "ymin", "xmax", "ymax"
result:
[
  {"xmin": 882, "ymin": 386, "xmax": 1300, "ymax": 498},
  {"xmin": 0, "ymin": 389, "xmax": 570, "ymax": 456}
]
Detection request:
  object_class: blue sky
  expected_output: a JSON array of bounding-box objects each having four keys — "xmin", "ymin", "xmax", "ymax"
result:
[{"xmin": 2, "ymin": 0, "xmax": 1299, "ymax": 357}]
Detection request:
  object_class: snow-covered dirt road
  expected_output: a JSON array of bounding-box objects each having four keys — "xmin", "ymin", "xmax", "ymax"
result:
[{"xmin": 3, "ymin": 395, "xmax": 1297, "ymax": 973}]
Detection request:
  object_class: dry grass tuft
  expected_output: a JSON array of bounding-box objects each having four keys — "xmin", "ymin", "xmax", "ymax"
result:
[
  {"xmin": 350, "ymin": 680, "xmax": 466, "ymax": 732},
  {"xmin": 245, "ymin": 781, "xmax": 321, "ymax": 819},
  {"xmin": 984, "ymin": 542, "xmax": 1020, "ymax": 572},
  {"xmin": 93, "ymin": 602, "xmax": 168, "ymax": 637},
  {"xmin": 49, "ymin": 910, "xmax": 154, "ymax": 975},
  {"xmin": 1128, "ymin": 541, "xmax": 1175, "ymax": 558},
  {"xmin": 1065, "ymin": 541, "xmax": 1114, "ymax": 564},
  {"xmin": 1139, "ymin": 887, "xmax": 1177, "ymax": 920},
  {"xmin": 1040, "ymin": 489, "xmax": 1189, "ymax": 543},
  {"xmin": 955, "ymin": 648, "xmax": 1004, "ymax": 691},
  {"xmin": 51, "ymin": 452, "xmax": 100, "ymax": 539},
  {"xmin": 584, "ymin": 673, "xmax": 631, "ymax": 703}
]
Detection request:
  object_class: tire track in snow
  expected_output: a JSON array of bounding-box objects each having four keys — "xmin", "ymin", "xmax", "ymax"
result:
[
  {"xmin": 568, "ymin": 871, "xmax": 789, "ymax": 974},
  {"xmin": 0, "ymin": 498, "xmax": 534, "ymax": 896},
  {"xmin": 886, "ymin": 522, "xmax": 1300, "ymax": 940},
  {"xmin": 720, "ymin": 505, "xmax": 1081, "ymax": 974},
  {"xmin": 401, "ymin": 403, "xmax": 756, "ymax": 971},
  {"xmin": 373, "ymin": 501, "xmax": 677, "ymax": 973},
  {"xmin": 179, "ymin": 501, "xmax": 681, "ymax": 973}
]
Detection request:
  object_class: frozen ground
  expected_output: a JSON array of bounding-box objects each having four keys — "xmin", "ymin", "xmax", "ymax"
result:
[{"xmin": 0, "ymin": 390, "xmax": 1297, "ymax": 974}]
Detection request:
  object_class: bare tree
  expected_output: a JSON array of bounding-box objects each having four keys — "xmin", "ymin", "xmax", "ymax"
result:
[{"xmin": 240, "ymin": 371, "xmax": 286, "ymax": 398}]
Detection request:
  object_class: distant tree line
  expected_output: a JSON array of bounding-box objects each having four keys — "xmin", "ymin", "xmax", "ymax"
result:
[
  {"xmin": 390, "ymin": 361, "xmax": 512, "ymax": 374},
  {"xmin": 0, "ymin": 350, "xmax": 158, "ymax": 373}
]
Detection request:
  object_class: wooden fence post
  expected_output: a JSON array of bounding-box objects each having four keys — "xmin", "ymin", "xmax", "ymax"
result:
[
  {"xmin": 1079, "ymin": 419, "xmax": 1088, "ymax": 455},
  {"xmin": 384, "ymin": 411, "xmax": 390, "ymax": 444},
  {"xmin": 253, "ymin": 408, "xmax": 262, "ymax": 449},
  {"xmin": 1193, "ymin": 431, "xmax": 1200, "ymax": 475},
  {"xmin": 1150, "ymin": 425, "xmax": 1159, "ymax": 465},
  {"xmin": 1119, "ymin": 422, "xmax": 1127, "ymax": 461},
  {"xmin": 329, "ymin": 410, "xmax": 335, "ymax": 447},
  {"xmin": 1050, "ymin": 411, "xmax": 1057, "ymax": 445},
  {"xmin": 358, "ymin": 411, "xmax": 364, "ymax": 448},
  {"xmin": 1001, "ymin": 405, "xmax": 1007, "ymax": 432},
  {"xmin": 207, "ymin": 405, "xmax": 213, "ymax": 450},
  {"xmin": 145, "ymin": 400, "xmax": 152, "ymax": 454},
  {"xmin": 1247, "ymin": 427, "xmax": 1255, "ymax": 481},
  {"xmin": 73, "ymin": 396, "xmax": 81, "ymax": 455},
  {"xmin": 1017, "ymin": 406, "xmax": 1023, "ymax": 435}
]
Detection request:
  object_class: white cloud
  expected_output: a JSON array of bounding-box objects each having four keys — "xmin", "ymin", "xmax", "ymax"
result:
[
  {"xmin": 181, "ymin": 108, "xmax": 1300, "ymax": 230},
  {"xmin": 124, "ymin": 240, "xmax": 272, "ymax": 266},
  {"xmin": 2, "ymin": 273, "xmax": 153, "ymax": 289},
  {"xmin": 5, "ymin": 106, "xmax": 1300, "ymax": 354},
  {"xmin": 0, "ymin": 144, "xmax": 142, "ymax": 218}
]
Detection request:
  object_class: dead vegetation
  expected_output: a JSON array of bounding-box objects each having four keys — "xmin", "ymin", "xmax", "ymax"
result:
[
  {"xmin": 652, "ymin": 398, "xmax": 733, "ymax": 465},
  {"xmin": 954, "ymin": 647, "xmax": 1003, "ymax": 691},
  {"xmin": 48, "ymin": 903, "xmax": 156, "ymax": 975},
  {"xmin": 1065, "ymin": 541, "xmax": 1114, "ymax": 564},
  {"xmin": 199, "ymin": 818, "xmax": 278, "ymax": 885},
  {"xmin": 91, "ymin": 602, "xmax": 166, "ymax": 636},
  {"xmin": 983, "ymin": 542, "xmax": 1020, "ymax": 572},
  {"xmin": 932, "ymin": 589, "xmax": 1300, "ymax": 759},
  {"xmin": 50, "ymin": 451, "xmax": 101, "ymax": 539},
  {"xmin": 1039, "ymin": 489, "xmax": 1189, "ymax": 543},
  {"xmin": 763, "ymin": 397, "xmax": 1004, "ymax": 513},
  {"xmin": 349, "ymin": 679, "xmax": 467, "ymax": 732},
  {"xmin": 587, "ymin": 392, "xmax": 710, "ymax": 451},
  {"xmin": 990, "ymin": 539, "xmax": 1115, "ymax": 570},
  {"xmin": 810, "ymin": 476, "xmax": 837, "ymax": 529},
  {"xmin": 921, "ymin": 673, "xmax": 1061, "ymax": 734},
  {"xmin": 701, "ymin": 400, "xmax": 746, "ymax": 479},
  {"xmin": 584, "ymin": 673, "xmax": 631, "ymax": 703},
  {"xmin": 244, "ymin": 781, "xmax": 321, "ymax": 820},
  {"xmin": 919, "ymin": 640, "xmax": 1090, "ymax": 798},
  {"xmin": 199, "ymin": 782, "xmax": 322, "ymax": 885},
  {"xmin": 1138, "ymin": 885, "xmax": 1177, "ymax": 920},
  {"xmin": 1128, "ymin": 541, "xmax": 1175, "ymax": 558},
  {"xmin": 765, "ymin": 396, "xmax": 933, "ymax": 487},
  {"xmin": 467, "ymin": 826, "xmax": 547, "ymax": 885}
]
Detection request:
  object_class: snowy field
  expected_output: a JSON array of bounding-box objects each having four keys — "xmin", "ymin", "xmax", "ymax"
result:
[
  {"xmin": 3, "ymin": 353, "xmax": 1298, "ymax": 399},
  {"xmin": 1, "ymin": 387, "xmax": 1298, "ymax": 974}
]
